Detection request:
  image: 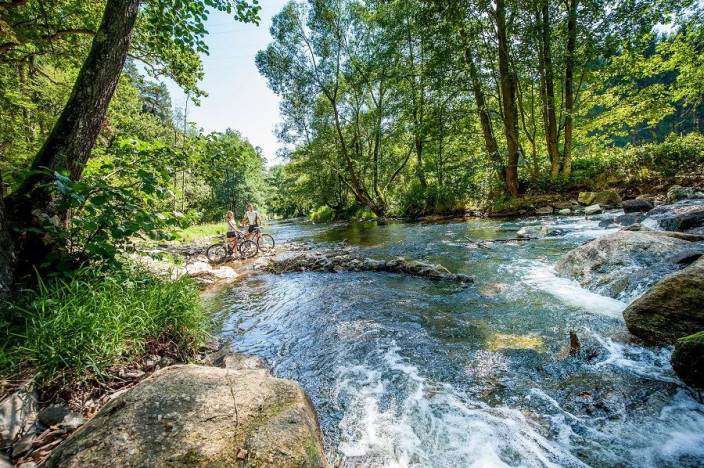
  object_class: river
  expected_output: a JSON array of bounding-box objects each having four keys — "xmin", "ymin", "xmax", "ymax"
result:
[{"xmin": 214, "ymin": 214, "xmax": 704, "ymax": 467}]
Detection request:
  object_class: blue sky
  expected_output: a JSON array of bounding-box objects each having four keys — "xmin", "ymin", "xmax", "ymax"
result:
[{"xmin": 164, "ymin": 0, "xmax": 290, "ymax": 166}]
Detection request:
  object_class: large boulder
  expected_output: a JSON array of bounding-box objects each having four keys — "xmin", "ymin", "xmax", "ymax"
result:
[
  {"xmin": 671, "ymin": 332, "xmax": 704, "ymax": 389},
  {"xmin": 622, "ymin": 199, "xmax": 653, "ymax": 213},
  {"xmin": 555, "ymin": 231, "xmax": 704, "ymax": 300},
  {"xmin": 623, "ymin": 257, "xmax": 704, "ymax": 345},
  {"xmin": 577, "ymin": 191, "xmax": 622, "ymax": 207},
  {"xmin": 44, "ymin": 365, "xmax": 325, "ymax": 467},
  {"xmin": 642, "ymin": 200, "xmax": 704, "ymax": 233}
]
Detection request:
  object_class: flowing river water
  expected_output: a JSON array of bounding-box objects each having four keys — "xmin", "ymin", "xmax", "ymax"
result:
[{"xmin": 214, "ymin": 214, "xmax": 704, "ymax": 467}]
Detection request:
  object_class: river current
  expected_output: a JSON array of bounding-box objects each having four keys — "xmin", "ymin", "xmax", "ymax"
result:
[{"xmin": 214, "ymin": 214, "xmax": 704, "ymax": 467}]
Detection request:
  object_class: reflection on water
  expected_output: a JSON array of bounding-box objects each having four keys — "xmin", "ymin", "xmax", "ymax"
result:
[{"xmin": 218, "ymin": 215, "xmax": 704, "ymax": 467}]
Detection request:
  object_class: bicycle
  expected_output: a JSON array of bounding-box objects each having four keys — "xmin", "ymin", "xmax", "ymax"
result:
[
  {"xmin": 243, "ymin": 226, "xmax": 275, "ymax": 253},
  {"xmin": 206, "ymin": 233, "xmax": 258, "ymax": 263}
]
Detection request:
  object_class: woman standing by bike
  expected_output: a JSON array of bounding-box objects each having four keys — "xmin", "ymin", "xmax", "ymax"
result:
[
  {"xmin": 226, "ymin": 210, "xmax": 242, "ymax": 252},
  {"xmin": 242, "ymin": 204, "xmax": 261, "ymax": 239}
]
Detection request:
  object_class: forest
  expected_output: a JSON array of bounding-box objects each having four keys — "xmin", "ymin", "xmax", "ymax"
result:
[
  {"xmin": 261, "ymin": 0, "xmax": 704, "ymax": 219},
  {"xmin": 1, "ymin": 0, "xmax": 704, "ymax": 465}
]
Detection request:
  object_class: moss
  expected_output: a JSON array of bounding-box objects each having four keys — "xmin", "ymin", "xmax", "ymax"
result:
[{"xmin": 672, "ymin": 331, "xmax": 704, "ymax": 389}]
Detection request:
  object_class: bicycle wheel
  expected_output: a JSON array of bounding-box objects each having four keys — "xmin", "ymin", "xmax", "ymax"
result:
[
  {"xmin": 206, "ymin": 243, "xmax": 228, "ymax": 263},
  {"xmin": 239, "ymin": 240, "xmax": 258, "ymax": 259},
  {"xmin": 257, "ymin": 234, "xmax": 275, "ymax": 252}
]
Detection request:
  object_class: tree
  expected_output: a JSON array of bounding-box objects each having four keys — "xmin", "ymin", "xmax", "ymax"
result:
[{"xmin": 2, "ymin": 0, "xmax": 260, "ymax": 288}]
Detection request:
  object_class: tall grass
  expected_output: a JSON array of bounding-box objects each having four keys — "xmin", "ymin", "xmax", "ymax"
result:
[
  {"xmin": 173, "ymin": 222, "xmax": 226, "ymax": 242},
  {"xmin": 0, "ymin": 266, "xmax": 209, "ymax": 383}
]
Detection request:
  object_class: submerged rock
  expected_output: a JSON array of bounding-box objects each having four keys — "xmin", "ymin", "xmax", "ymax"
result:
[
  {"xmin": 623, "ymin": 257, "xmax": 704, "ymax": 345},
  {"xmin": 578, "ymin": 191, "xmax": 622, "ymax": 207},
  {"xmin": 266, "ymin": 252, "xmax": 472, "ymax": 284},
  {"xmin": 642, "ymin": 199, "xmax": 704, "ymax": 233},
  {"xmin": 44, "ymin": 365, "xmax": 325, "ymax": 467},
  {"xmin": 555, "ymin": 231, "xmax": 704, "ymax": 299},
  {"xmin": 671, "ymin": 331, "xmax": 704, "ymax": 389}
]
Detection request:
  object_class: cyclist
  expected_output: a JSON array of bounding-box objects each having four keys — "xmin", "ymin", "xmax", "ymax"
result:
[
  {"xmin": 242, "ymin": 204, "xmax": 262, "ymax": 241},
  {"xmin": 226, "ymin": 210, "xmax": 242, "ymax": 254}
]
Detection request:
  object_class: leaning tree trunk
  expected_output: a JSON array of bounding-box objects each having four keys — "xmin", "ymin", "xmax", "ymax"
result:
[
  {"xmin": 537, "ymin": 0, "xmax": 561, "ymax": 177},
  {"xmin": 4, "ymin": 0, "xmax": 140, "ymax": 284}
]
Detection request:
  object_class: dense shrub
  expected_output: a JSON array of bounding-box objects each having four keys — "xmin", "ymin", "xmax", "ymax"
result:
[{"xmin": 309, "ymin": 206, "xmax": 335, "ymax": 223}]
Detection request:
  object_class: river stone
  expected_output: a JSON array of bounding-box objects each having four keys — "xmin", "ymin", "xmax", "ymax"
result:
[
  {"xmin": 558, "ymin": 208, "xmax": 572, "ymax": 215},
  {"xmin": 555, "ymin": 231, "xmax": 704, "ymax": 300},
  {"xmin": 535, "ymin": 206, "xmax": 554, "ymax": 215},
  {"xmin": 44, "ymin": 365, "xmax": 325, "ymax": 468},
  {"xmin": 622, "ymin": 257, "xmax": 704, "ymax": 345},
  {"xmin": 671, "ymin": 332, "xmax": 704, "ymax": 388},
  {"xmin": 0, "ymin": 385, "xmax": 37, "ymax": 445},
  {"xmin": 516, "ymin": 225, "xmax": 548, "ymax": 238},
  {"xmin": 584, "ymin": 204, "xmax": 603, "ymax": 215},
  {"xmin": 578, "ymin": 191, "xmax": 622, "ymax": 207},
  {"xmin": 666, "ymin": 185, "xmax": 703, "ymax": 203},
  {"xmin": 622, "ymin": 199, "xmax": 653, "ymax": 213},
  {"xmin": 642, "ymin": 200, "xmax": 704, "ymax": 233}
]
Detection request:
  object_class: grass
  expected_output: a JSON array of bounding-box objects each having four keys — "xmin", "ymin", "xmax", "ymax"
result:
[
  {"xmin": 0, "ymin": 265, "xmax": 210, "ymax": 384},
  {"xmin": 173, "ymin": 222, "xmax": 226, "ymax": 242}
]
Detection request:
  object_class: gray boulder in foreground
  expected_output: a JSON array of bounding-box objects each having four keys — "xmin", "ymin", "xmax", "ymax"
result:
[
  {"xmin": 555, "ymin": 230, "xmax": 704, "ymax": 300},
  {"xmin": 623, "ymin": 257, "xmax": 704, "ymax": 346},
  {"xmin": 44, "ymin": 365, "xmax": 325, "ymax": 467}
]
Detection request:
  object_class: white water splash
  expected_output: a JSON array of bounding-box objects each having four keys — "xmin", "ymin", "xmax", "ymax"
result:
[
  {"xmin": 516, "ymin": 261, "xmax": 626, "ymax": 319},
  {"xmin": 334, "ymin": 344, "xmax": 587, "ymax": 467}
]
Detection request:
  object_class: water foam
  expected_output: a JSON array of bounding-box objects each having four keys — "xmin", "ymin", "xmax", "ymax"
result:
[
  {"xmin": 516, "ymin": 261, "xmax": 626, "ymax": 319},
  {"xmin": 334, "ymin": 344, "xmax": 587, "ymax": 467}
]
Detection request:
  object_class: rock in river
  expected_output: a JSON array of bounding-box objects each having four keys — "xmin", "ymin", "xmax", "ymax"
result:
[
  {"xmin": 555, "ymin": 230, "xmax": 704, "ymax": 299},
  {"xmin": 622, "ymin": 198, "xmax": 653, "ymax": 213},
  {"xmin": 578, "ymin": 190, "xmax": 622, "ymax": 207},
  {"xmin": 44, "ymin": 365, "xmax": 325, "ymax": 467},
  {"xmin": 623, "ymin": 257, "xmax": 704, "ymax": 345},
  {"xmin": 642, "ymin": 199, "xmax": 704, "ymax": 233},
  {"xmin": 584, "ymin": 204, "xmax": 603, "ymax": 216},
  {"xmin": 671, "ymin": 331, "xmax": 704, "ymax": 389}
]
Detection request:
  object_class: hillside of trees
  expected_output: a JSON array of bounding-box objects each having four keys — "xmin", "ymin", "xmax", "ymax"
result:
[{"xmin": 260, "ymin": 0, "xmax": 704, "ymax": 219}]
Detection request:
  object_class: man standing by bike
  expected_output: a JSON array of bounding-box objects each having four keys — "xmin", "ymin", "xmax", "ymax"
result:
[{"xmin": 242, "ymin": 204, "xmax": 261, "ymax": 241}]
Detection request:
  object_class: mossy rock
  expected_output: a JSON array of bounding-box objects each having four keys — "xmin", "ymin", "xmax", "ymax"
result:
[
  {"xmin": 671, "ymin": 331, "xmax": 704, "ymax": 389},
  {"xmin": 577, "ymin": 191, "xmax": 622, "ymax": 207},
  {"xmin": 623, "ymin": 257, "xmax": 704, "ymax": 345},
  {"xmin": 44, "ymin": 365, "xmax": 326, "ymax": 467}
]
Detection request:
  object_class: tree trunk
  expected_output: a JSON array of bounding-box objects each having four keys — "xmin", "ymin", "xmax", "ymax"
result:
[
  {"xmin": 536, "ymin": 0, "xmax": 561, "ymax": 177},
  {"xmin": 561, "ymin": 0, "xmax": 578, "ymax": 178},
  {"xmin": 496, "ymin": 0, "xmax": 520, "ymax": 196},
  {"xmin": 461, "ymin": 30, "xmax": 505, "ymax": 188},
  {"xmin": 5, "ymin": 0, "xmax": 140, "ymax": 282},
  {"xmin": 0, "ymin": 170, "xmax": 15, "ymax": 300}
]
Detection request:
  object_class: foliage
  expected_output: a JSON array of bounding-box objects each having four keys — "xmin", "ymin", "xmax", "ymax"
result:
[
  {"xmin": 259, "ymin": 0, "xmax": 703, "ymax": 218},
  {"xmin": 0, "ymin": 265, "xmax": 208, "ymax": 383},
  {"xmin": 309, "ymin": 206, "xmax": 335, "ymax": 223}
]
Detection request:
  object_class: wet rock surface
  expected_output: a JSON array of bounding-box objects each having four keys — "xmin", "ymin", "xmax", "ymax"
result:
[
  {"xmin": 642, "ymin": 199, "xmax": 704, "ymax": 233},
  {"xmin": 554, "ymin": 230, "xmax": 704, "ymax": 299},
  {"xmin": 44, "ymin": 363, "xmax": 325, "ymax": 468},
  {"xmin": 578, "ymin": 190, "xmax": 622, "ymax": 207},
  {"xmin": 623, "ymin": 257, "xmax": 704, "ymax": 345},
  {"xmin": 265, "ymin": 250, "xmax": 473, "ymax": 284},
  {"xmin": 622, "ymin": 198, "xmax": 654, "ymax": 213},
  {"xmin": 671, "ymin": 331, "xmax": 704, "ymax": 389}
]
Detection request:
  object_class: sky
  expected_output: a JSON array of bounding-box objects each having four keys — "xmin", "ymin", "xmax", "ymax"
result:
[{"xmin": 164, "ymin": 0, "xmax": 290, "ymax": 166}]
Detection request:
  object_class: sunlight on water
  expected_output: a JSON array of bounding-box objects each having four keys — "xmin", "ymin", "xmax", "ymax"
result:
[{"xmin": 222, "ymin": 216, "xmax": 704, "ymax": 467}]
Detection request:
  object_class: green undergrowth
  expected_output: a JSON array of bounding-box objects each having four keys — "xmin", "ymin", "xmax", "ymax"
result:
[
  {"xmin": 0, "ymin": 265, "xmax": 210, "ymax": 385},
  {"xmin": 173, "ymin": 222, "xmax": 226, "ymax": 242}
]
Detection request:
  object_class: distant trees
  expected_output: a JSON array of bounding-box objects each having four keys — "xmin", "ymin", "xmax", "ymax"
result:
[{"xmin": 259, "ymin": 0, "xmax": 701, "ymax": 216}]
